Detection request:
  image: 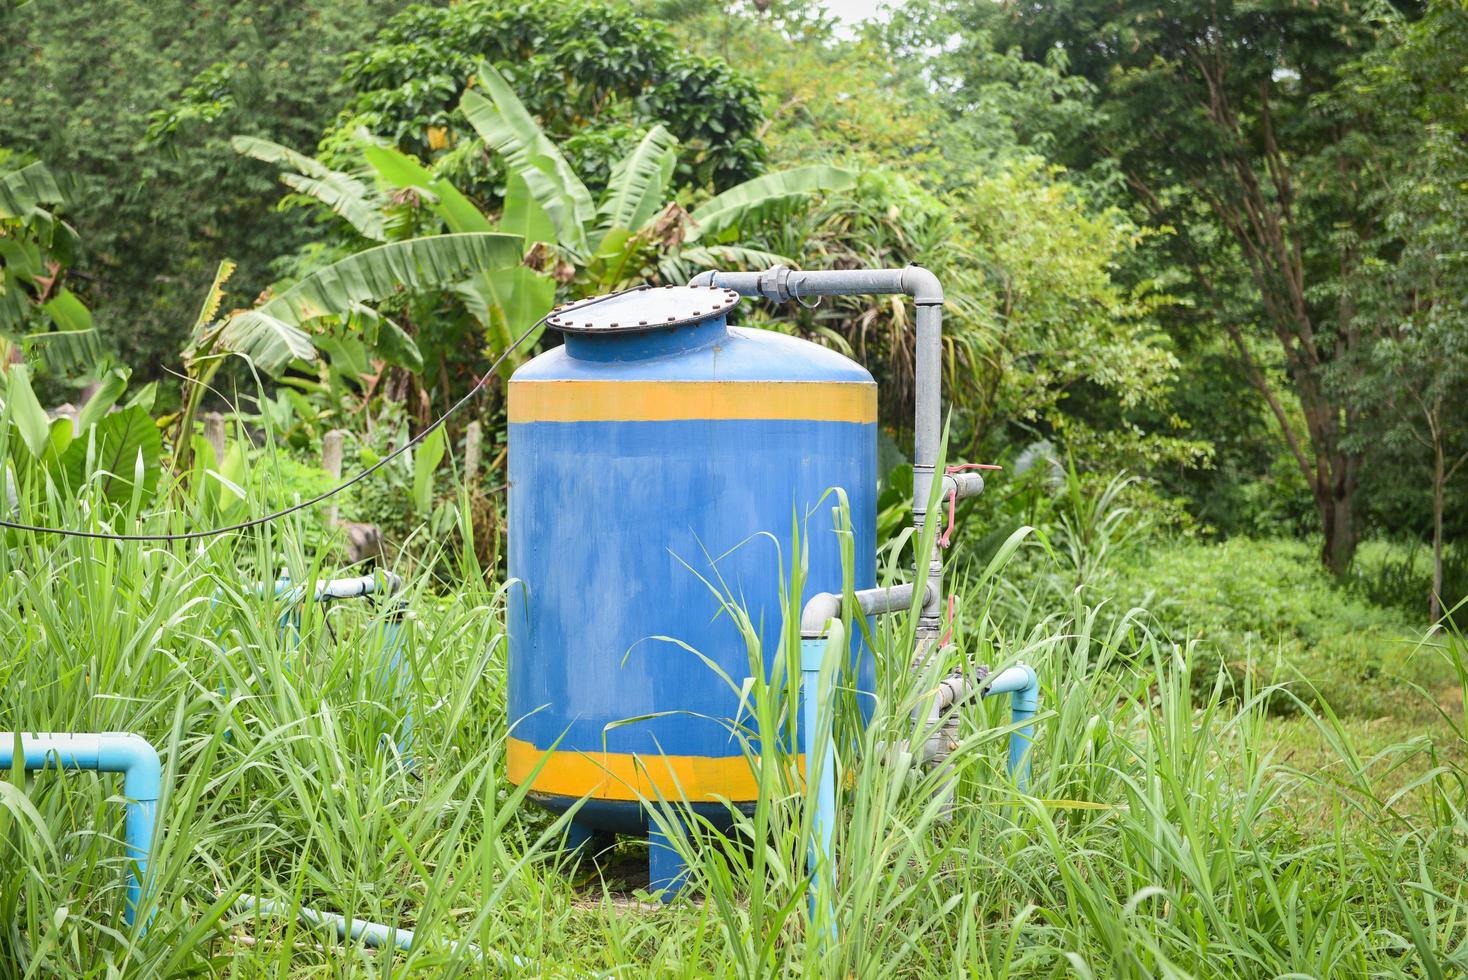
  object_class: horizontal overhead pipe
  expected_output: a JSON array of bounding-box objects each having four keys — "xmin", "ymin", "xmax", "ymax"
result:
[
  {"xmin": 270, "ymin": 569, "xmax": 404, "ymax": 602},
  {"xmin": 0, "ymin": 732, "xmax": 161, "ymax": 929}
]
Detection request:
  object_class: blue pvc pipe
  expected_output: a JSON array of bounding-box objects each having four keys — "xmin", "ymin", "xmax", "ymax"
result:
[
  {"xmin": 0, "ymin": 732, "xmax": 161, "ymax": 929},
  {"xmin": 983, "ymin": 664, "xmax": 1039, "ymax": 792},
  {"xmin": 380, "ymin": 611, "xmax": 414, "ymax": 765},
  {"xmin": 800, "ymin": 636, "xmax": 838, "ymax": 943},
  {"xmin": 214, "ymin": 572, "xmax": 413, "ymax": 762},
  {"xmin": 237, "ymin": 894, "xmax": 526, "ymax": 969}
]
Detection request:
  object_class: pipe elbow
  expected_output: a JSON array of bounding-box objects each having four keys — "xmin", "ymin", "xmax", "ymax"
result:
[
  {"xmin": 901, "ymin": 265, "xmax": 943, "ymax": 305},
  {"xmin": 688, "ymin": 270, "xmax": 716, "ymax": 288},
  {"xmin": 800, "ymin": 592, "xmax": 842, "ymax": 637},
  {"xmin": 984, "ymin": 664, "xmax": 1039, "ymax": 713},
  {"xmin": 98, "ymin": 733, "xmax": 162, "ymax": 802}
]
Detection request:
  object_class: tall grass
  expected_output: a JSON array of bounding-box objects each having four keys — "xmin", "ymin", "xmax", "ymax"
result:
[{"xmin": 1, "ymin": 472, "xmax": 1465, "ymax": 976}]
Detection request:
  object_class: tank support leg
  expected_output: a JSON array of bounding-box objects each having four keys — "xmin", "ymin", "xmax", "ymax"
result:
[
  {"xmin": 648, "ymin": 821, "xmax": 689, "ymax": 902},
  {"xmin": 564, "ymin": 819, "xmax": 595, "ymax": 857}
]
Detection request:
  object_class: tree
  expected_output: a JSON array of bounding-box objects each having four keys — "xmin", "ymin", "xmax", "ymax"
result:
[
  {"xmin": 173, "ymin": 232, "xmax": 524, "ymax": 470},
  {"xmin": 648, "ymin": 3, "xmax": 1202, "ymax": 489},
  {"xmin": 236, "ymin": 63, "xmax": 847, "ymax": 380},
  {"xmin": 457, "ymin": 65, "xmax": 853, "ymax": 292},
  {"xmin": 324, "ymin": 0, "xmax": 767, "ymax": 198},
  {"xmin": 0, "ymin": 0, "xmax": 411, "ymax": 379},
  {"xmin": 941, "ymin": 0, "xmax": 1401, "ymax": 573},
  {"xmin": 1343, "ymin": 1, "xmax": 1468, "ymax": 620}
]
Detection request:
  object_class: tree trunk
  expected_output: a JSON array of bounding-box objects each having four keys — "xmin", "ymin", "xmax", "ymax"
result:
[
  {"xmin": 1431, "ymin": 443, "xmax": 1445, "ymax": 623},
  {"xmin": 1320, "ymin": 482, "xmax": 1356, "ymax": 578}
]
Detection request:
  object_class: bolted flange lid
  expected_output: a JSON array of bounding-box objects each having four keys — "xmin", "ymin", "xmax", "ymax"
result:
[{"xmin": 547, "ymin": 284, "xmax": 740, "ymax": 334}]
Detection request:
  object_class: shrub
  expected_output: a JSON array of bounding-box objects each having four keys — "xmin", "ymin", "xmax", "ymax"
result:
[{"xmin": 1106, "ymin": 537, "xmax": 1447, "ymax": 716}]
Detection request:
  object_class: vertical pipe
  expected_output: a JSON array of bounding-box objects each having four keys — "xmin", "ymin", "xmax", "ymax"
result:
[
  {"xmin": 983, "ymin": 664, "xmax": 1039, "ymax": 792},
  {"xmin": 911, "ymin": 300, "xmax": 944, "ymax": 641},
  {"xmin": 800, "ymin": 635, "xmax": 838, "ymax": 944},
  {"xmin": 123, "ymin": 799, "xmax": 157, "ymax": 920}
]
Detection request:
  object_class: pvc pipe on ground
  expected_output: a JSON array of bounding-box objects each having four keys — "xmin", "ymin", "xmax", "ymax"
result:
[
  {"xmin": 0, "ymin": 732, "xmax": 160, "ymax": 929},
  {"xmin": 236, "ymin": 894, "xmax": 526, "ymax": 969},
  {"xmin": 982, "ymin": 665, "xmax": 1039, "ymax": 791}
]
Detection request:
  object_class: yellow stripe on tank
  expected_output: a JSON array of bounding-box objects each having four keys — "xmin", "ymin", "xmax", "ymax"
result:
[
  {"xmin": 508, "ymin": 737, "xmax": 798, "ymax": 802},
  {"xmin": 509, "ymin": 380, "xmax": 876, "ymax": 424}
]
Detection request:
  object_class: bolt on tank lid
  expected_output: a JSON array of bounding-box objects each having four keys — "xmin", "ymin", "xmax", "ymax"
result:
[{"xmin": 547, "ymin": 284, "xmax": 740, "ymax": 334}]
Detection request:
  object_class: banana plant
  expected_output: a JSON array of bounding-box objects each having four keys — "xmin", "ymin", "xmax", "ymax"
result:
[
  {"xmin": 0, "ymin": 158, "xmax": 104, "ymax": 376},
  {"xmin": 458, "ymin": 63, "xmax": 857, "ymax": 291},
  {"xmin": 173, "ymin": 229, "xmax": 523, "ymax": 469},
  {"xmin": 1, "ymin": 363, "xmax": 160, "ymax": 508},
  {"xmin": 234, "ymin": 133, "xmax": 557, "ymax": 380}
]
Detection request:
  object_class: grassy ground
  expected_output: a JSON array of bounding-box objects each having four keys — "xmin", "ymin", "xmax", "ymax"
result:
[{"xmin": 1, "ymin": 505, "xmax": 1465, "ymax": 976}]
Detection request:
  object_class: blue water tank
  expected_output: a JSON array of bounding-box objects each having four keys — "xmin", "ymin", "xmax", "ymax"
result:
[{"xmin": 506, "ymin": 285, "xmax": 876, "ymax": 834}]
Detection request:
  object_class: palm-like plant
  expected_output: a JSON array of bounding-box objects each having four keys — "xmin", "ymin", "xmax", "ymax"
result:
[
  {"xmin": 234, "ymin": 133, "xmax": 557, "ymax": 379},
  {"xmin": 173, "ymin": 230, "xmax": 523, "ymax": 468},
  {"xmin": 458, "ymin": 63, "xmax": 857, "ymax": 291},
  {"xmin": 0, "ymin": 159, "xmax": 104, "ymax": 376}
]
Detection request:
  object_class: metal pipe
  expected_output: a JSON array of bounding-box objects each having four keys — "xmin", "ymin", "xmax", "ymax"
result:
[
  {"xmin": 0, "ymin": 732, "xmax": 161, "ymax": 929},
  {"xmin": 270, "ymin": 569, "xmax": 404, "ymax": 602},
  {"xmin": 228, "ymin": 571, "xmax": 412, "ymax": 762},
  {"xmin": 982, "ymin": 664, "xmax": 1039, "ymax": 791},
  {"xmin": 691, "ymin": 265, "xmax": 947, "ymax": 634},
  {"xmin": 236, "ymin": 894, "xmax": 525, "ymax": 969},
  {"xmin": 798, "ymin": 582, "xmax": 928, "ymax": 637}
]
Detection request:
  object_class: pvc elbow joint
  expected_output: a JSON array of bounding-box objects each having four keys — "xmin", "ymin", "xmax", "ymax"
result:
[
  {"xmin": 98, "ymin": 733, "xmax": 163, "ymax": 802},
  {"xmin": 800, "ymin": 592, "xmax": 843, "ymax": 637},
  {"xmin": 984, "ymin": 664, "xmax": 1039, "ymax": 713}
]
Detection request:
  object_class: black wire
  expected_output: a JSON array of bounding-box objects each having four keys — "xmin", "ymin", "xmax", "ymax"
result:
[{"xmin": 0, "ymin": 286, "xmax": 647, "ymax": 542}]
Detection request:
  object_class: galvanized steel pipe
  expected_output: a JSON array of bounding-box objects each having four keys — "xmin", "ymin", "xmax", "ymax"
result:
[
  {"xmin": 798, "ymin": 582, "xmax": 931, "ymax": 637},
  {"xmin": 0, "ymin": 732, "xmax": 161, "ymax": 929}
]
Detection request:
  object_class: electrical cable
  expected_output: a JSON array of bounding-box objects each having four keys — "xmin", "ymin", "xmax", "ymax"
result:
[{"xmin": 0, "ymin": 286, "xmax": 648, "ymax": 542}]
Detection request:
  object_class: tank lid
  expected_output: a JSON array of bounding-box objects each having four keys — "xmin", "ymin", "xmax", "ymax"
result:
[{"xmin": 548, "ymin": 285, "xmax": 740, "ymax": 334}]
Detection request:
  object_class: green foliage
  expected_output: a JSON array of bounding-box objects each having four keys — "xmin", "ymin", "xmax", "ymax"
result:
[
  {"xmin": 1350, "ymin": 539, "xmax": 1468, "ymax": 623},
  {"xmin": 174, "ymin": 233, "xmax": 523, "ymax": 471},
  {"xmin": 1333, "ymin": 2, "xmax": 1468, "ymax": 616},
  {"xmin": 1, "ymin": 364, "xmax": 161, "ymax": 508},
  {"xmin": 327, "ymin": 0, "xmax": 766, "ymax": 196},
  {"xmin": 1, "ymin": 471, "xmax": 1466, "ymax": 971},
  {"xmin": 1107, "ymin": 537, "xmax": 1442, "ymax": 716},
  {"xmin": 234, "ymin": 127, "xmax": 561, "ymax": 403},
  {"xmin": 0, "ymin": 155, "xmax": 102, "ymax": 381},
  {"xmin": 921, "ymin": 0, "xmax": 1419, "ymax": 571},
  {"xmin": 0, "ymin": 0, "xmax": 410, "ymax": 377},
  {"xmin": 460, "ymin": 64, "xmax": 852, "ymax": 292},
  {"xmin": 742, "ymin": 159, "xmax": 1198, "ymax": 480}
]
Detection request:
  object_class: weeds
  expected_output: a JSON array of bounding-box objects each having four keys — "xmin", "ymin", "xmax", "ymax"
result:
[{"xmin": 0, "ymin": 471, "xmax": 1464, "ymax": 976}]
